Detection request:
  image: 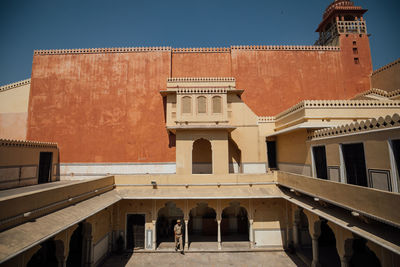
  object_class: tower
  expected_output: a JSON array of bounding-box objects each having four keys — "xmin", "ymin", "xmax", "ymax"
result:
[{"xmin": 315, "ymin": 0, "xmax": 368, "ymax": 46}]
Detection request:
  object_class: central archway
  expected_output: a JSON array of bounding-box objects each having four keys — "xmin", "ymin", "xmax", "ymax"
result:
[
  {"xmin": 221, "ymin": 202, "xmax": 249, "ymax": 242},
  {"xmin": 189, "ymin": 203, "xmax": 217, "ymax": 243},
  {"xmin": 318, "ymin": 220, "xmax": 340, "ymax": 267},
  {"xmin": 192, "ymin": 138, "xmax": 212, "ymax": 174},
  {"xmin": 156, "ymin": 202, "xmax": 184, "ymax": 247}
]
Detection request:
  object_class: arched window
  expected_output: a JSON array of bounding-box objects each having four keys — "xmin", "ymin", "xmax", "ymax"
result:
[
  {"xmin": 182, "ymin": 96, "xmax": 192, "ymax": 114},
  {"xmin": 197, "ymin": 96, "xmax": 207, "ymax": 114},
  {"xmin": 212, "ymin": 96, "xmax": 222, "ymax": 114}
]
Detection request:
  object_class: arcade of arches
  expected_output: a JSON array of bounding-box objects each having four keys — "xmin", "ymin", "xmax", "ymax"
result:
[{"xmin": 7, "ymin": 198, "xmax": 397, "ymax": 267}]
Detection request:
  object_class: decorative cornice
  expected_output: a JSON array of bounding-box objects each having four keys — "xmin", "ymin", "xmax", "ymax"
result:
[
  {"xmin": 275, "ymin": 100, "xmax": 400, "ymax": 120},
  {"xmin": 172, "ymin": 47, "xmax": 230, "ymax": 53},
  {"xmin": 0, "ymin": 139, "xmax": 57, "ymax": 149},
  {"xmin": 177, "ymin": 88, "xmax": 228, "ymax": 94},
  {"xmin": 258, "ymin": 116, "xmax": 276, "ymax": 123},
  {"xmin": 167, "ymin": 77, "xmax": 235, "ymax": 83},
  {"xmin": 371, "ymin": 58, "xmax": 400, "ymax": 76},
  {"xmin": 34, "ymin": 46, "xmax": 172, "ymax": 55},
  {"xmin": 308, "ymin": 113, "xmax": 400, "ymax": 140},
  {"xmin": 231, "ymin": 45, "xmax": 340, "ymax": 51},
  {"xmin": 352, "ymin": 88, "xmax": 400, "ymax": 99},
  {"xmin": 0, "ymin": 79, "xmax": 30, "ymax": 92},
  {"xmin": 33, "ymin": 45, "xmax": 341, "ymax": 56}
]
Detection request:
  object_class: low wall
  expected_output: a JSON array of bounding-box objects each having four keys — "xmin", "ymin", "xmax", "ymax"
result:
[{"xmin": 277, "ymin": 171, "xmax": 400, "ymax": 227}]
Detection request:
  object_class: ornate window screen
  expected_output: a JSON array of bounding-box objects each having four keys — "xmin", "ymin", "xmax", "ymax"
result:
[
  {"xmin": 197, "ymin": 96, "xmax": 207, "ymax": 114},
  {"xmin": 212, "ymin": 96, "xmax": 222, "ymax": 114},
  {"xmin": 182, "ymin": 96, "xmax": 192, "ymax": 114}
]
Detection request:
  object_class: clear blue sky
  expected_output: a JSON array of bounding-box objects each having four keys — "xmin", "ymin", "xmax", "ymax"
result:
[{"xmin": 0, "ymin": 0, "xmax": 399, "ymax": 86}]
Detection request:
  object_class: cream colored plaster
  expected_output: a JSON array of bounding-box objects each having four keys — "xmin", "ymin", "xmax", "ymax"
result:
[
  {"xmin": 325, "ymin": 143, "xmax": 340, "ymax": 166},
  {"xmin": 276, "ymin": 129, "xmax": 311, "ymax": 165},
  {"xmin": 0, "ymin": 83, "xmax": 30, "ymax": 113},
  {"xmin": 364, "ymin": 140, "xmax": 391, "ymax": 170}
]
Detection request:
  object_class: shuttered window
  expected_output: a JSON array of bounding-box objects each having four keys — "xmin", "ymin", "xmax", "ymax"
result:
[
  {"xmin": 182, "ymin": 96, "xmax": 192, "ymax": 114},
  {"xmin": 197, "ymin": 96, "xmax": 207, "ymax": 114},
  {"xmin": 212, "ymin": 96, "xmax": 222, "ymax": 114}
]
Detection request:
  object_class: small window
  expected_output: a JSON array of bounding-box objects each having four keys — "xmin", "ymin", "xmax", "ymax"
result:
[
  {"xmin": 182, "ymin": 96, "xmax": 192, "ymax": 114},
  {"xmin": 197, "ymin": 96, "xmax": 207, "ymax": 114},
  {"xmin": 353, "ymin": 41, "xmax": 357, "ymax": 46},
  {"xmin": 353, "ymin": 48, "xmax": 358, "ymax": 55},
  {"xmin": 354, "ymin": 58, "xmax": 359, "ymax": 64},
  {"xmin": 212, "ymin": 96, "xmax": 222, "ymax": 114}
]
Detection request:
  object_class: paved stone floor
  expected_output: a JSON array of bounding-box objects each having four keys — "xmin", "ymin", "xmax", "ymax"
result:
[{"xmin": 101, "ymin": 251, "xmax": 307, "ymax": 267}]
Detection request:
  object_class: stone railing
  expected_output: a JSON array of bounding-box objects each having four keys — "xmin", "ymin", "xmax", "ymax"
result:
[
  {"xmin": 277, "ymin": 171, "xmax": 400, "ymax": 227},
  {"xmin": 0, "ymin": 79, "xmax": 30, "ymax": 92},
  {"xmin": 0, "ymin": 139, "xmax": 57, "ymax": 149},
  {"xmin": 176, "ymin": 88, "xmax": 228, "ymax": 94},
  {"xmin": 275, "ymin": 100, "xmax": 400, "ymax": 120},
  {"xmin": 172, "ymin": 47, "xmax": 230, "ymax": 53},
  {"xmin": 372, "ymin": 58, "xmax": 400, "ymax": 76},
  {"xmin": 33, "ymin": 46, "xmax": 172, "ymax": 55},
  {"xmin": 257, "ymin": 116, "xmax": 276, "ymax": 123},
  {"xmin": 231, "ymin": 45, "xmax": 340, "ymax": 51},
  {"xmin": 353, "ymin": 88, "xmax": 400, "ymax": 99},
  {"xmin": 337, "ymin": 21, "xmax": 367, "ymax": 34},
  {"xmin": 167, "ymin": 77, "xmax": 235, "ymax": 83},
  {"xmin": 308, "ymin": 113, "xmax": 400, "ymax": 140}
]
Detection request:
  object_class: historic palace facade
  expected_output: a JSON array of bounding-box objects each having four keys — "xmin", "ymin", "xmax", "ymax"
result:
[{"xmin": 0, "ymin": 0, "xmax": 399, "ymax": 266}]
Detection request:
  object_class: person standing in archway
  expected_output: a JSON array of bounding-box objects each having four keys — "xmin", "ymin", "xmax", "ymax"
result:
[{"xmin": 174, "ymin": 220, "xmax": 184, "ymax": 254}]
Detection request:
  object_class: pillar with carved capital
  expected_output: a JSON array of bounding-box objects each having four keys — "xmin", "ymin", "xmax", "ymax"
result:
[
  {"xmin": 185, "ymin": 219, "xmax": 189, "ymax": 250},
  {"xmin": 249, "ymin": 219, "xmax": 254, "ymax": 248},
  {"xmin": 217, "ymin": 220, "xmax": 221, "ymax": 250}
]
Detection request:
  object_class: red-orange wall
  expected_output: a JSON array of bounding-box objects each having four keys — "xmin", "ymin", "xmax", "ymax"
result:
[
  {"xmin": 28, "ymin": 51, "xmax": 174, "ymax": 163},
  {"xmin": 27, "ymin": 37, "xmax": 372, "ymax": 163}
]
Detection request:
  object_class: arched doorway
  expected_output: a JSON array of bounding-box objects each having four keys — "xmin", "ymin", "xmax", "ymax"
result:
[
  {"xmin": 157, "ymin": 202, "xmax": 184, "ymax": 247},
  {"xmin": 192, "ymin": 138, "xmax": 212, "ymax": 174},
  {"xmin": 67, "ymin": 223, "xmax": 83, "ymax": 267},
  {"xmin": 318, "ymin": 220, "xmax": 340, "ymax": 267},
  {"xmin": 189, "ymin": 203, "xmax": 217, "ymax": 243},
  {"xmin": 350, "ymin": 237, "xmax": 381, "ymax": 267},
  {"xmin": 27, "ymin": 239, "xmax": 58, "ymax": 267},
  {"xmin": 221, "ymin": 202, "xmax": 249, "ymax": 242}
]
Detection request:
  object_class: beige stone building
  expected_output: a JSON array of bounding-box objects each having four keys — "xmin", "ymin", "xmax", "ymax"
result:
[{"xmin": 0, "ymin": 0, "xmax": 400, "ymax": 266}]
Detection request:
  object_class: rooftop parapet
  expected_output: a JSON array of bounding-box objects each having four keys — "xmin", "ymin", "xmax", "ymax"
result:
[
  {"xmin": 308, "ymin": 113, "xmax": 400, "ymax": 140},
  {"xmin": 0, "ymin": 79, "xmax": 30, "ymax": 92},
  {"xmin": 371, "ymin": 58, "xmax": 400, "ymax": 76},
  {"xmin": 0, "ymin": 138, "xmax": 57, "ymax": 149}
]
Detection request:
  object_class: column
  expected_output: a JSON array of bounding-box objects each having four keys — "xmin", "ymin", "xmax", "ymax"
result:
[
  {"xmin": 217, "ymin": 220, "xmax": 222, "ymax": 250},
  {"xmin": 249, "ymin": 219, "xmax": 254, "ymax": 248},
  {"xmin": 340, "ymin": 256, "xmax": 350, "ymax": 267},
  {"xmin": 293, "ymin": 210, "xmax": 301, "ymax": 249},
  {"xmin": 152, "ymin": 220, "xmax": 157, "ymax": 250},
  {"xmin": 185, "ymin": 219, "xmax": 189, "ymax": 250},
  {"xmin": 311, "ymin": 234, "xmax": 321, "ymax": 267}
]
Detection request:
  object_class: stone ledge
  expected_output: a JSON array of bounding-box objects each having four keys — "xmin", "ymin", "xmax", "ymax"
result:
[
  {"xmin": 0, "ymin": 79, "xmax": 30, "ymax": 92},
  {"xmin": 0, "ymin": 138, "xmax": 57, "ymax": 149}
]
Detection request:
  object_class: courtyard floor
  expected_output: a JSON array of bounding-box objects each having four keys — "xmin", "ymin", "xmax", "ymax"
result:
[{"xmin": 100, "ymin": 251, "xmax": 306, "ymax": 267}]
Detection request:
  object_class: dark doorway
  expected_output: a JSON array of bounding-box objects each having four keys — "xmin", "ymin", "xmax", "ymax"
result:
[
  {"xmin": 189, "ymin": 203, "xmax": 217, "ymax": 243},
  {"xmin": 192, "ymin": 138, "xmax": 212, "ymax": 174},
  {"xmin": 342, "ymin": 143, "xmax": 368, "ymax": 187},
  {"xmin": 126, "ymin": 214, "xmax": 145, "ymax": 250},
  {"xmin": 66, "ymin": 223, "xmax": 83, "ymax": 267},
  {"xmin": 156, "ymin": 202, "xmax": 184, "ymax": 246},
  {"xmin": 221, "ymin": 203, "xmax": 249, "ymax": 242},
  {"xmin": 313, "ymin": 146, "xmax": 328, "ymax": 180},
  {"xmin": 318, "ymin": 220, "xmax": 340, "ymax": 267},
  {"xmin": 27, "ymin": 239, "xmax": 58, "ymax": 267},
  {"xmin": 350, "ymin": 238, "xmax": 381, "ymax": 267},
  {"xmin": 392, "ymin": 140, "xmax": 400, "ymax": 186},
  {"xmin": 38, "ymin": 152, "xmax": 52, "ymax": 184},
  {"xmin": 266, "ymin": 141, "xmax": 277, "ymax": 169}
]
